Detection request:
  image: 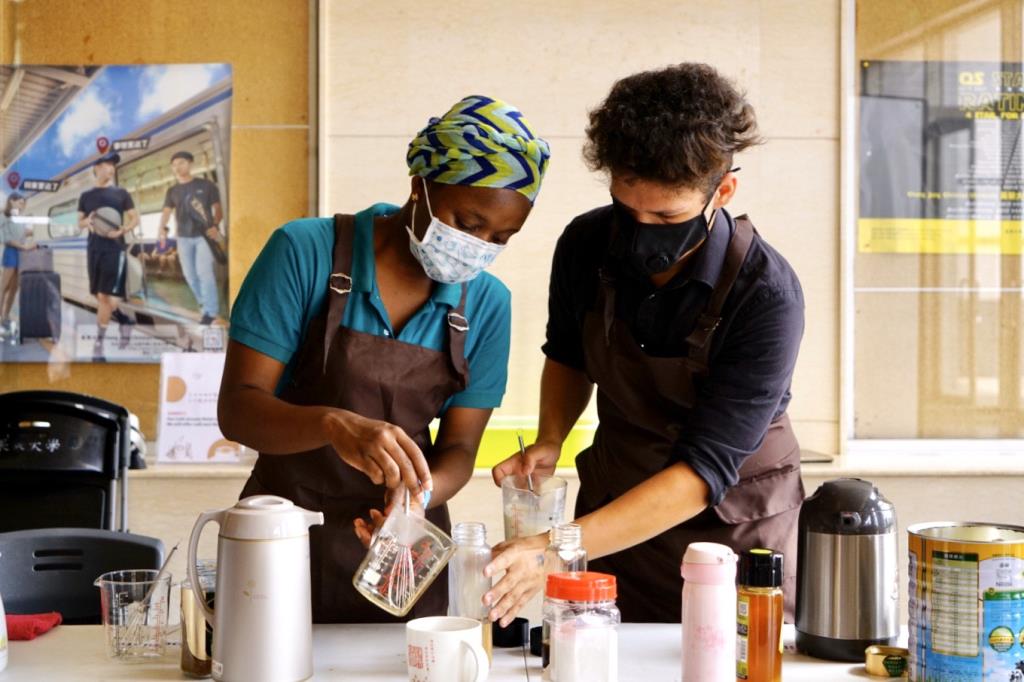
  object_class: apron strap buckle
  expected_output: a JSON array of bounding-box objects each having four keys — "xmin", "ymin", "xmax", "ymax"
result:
[
  {"xmin": 447, "ymin": 311, "xmax": 470, "ymax": 332},
  {"xmin": 329, "ymin": 273, "xmax": 352, "ymax": 295}
]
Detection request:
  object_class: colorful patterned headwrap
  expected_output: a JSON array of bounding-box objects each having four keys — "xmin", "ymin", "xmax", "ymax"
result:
[{"xmin": 407, "ymin": 95, "xmax": 551, "ymax": 204}]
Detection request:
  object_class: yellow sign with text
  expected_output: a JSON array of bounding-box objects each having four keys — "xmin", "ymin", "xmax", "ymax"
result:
[{"xmin": 858, "ymin": 218, "xmax": 1024, "ymax": 254}]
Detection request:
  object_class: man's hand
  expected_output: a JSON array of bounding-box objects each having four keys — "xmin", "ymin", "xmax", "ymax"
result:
[
  {"xmin": 483, "ymin": 533, "xmax": 549, "ymax": 626},
  {"xmin": 491, "ymin": 440, "xmax": 560, "ymax": 487},
  {"xmin": 206, "ymin": 226, "xmax": 222, "ymax": 241}
]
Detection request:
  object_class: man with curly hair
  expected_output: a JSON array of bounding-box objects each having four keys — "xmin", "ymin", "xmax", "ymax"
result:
[{"xmin": 487, "ymin": 63, "xmax": 806, "ymax": 624}]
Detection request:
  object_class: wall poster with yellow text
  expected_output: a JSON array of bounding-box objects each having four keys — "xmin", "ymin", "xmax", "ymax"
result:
[{"xmin": 860, "ymin": 60, "xmax": 1024, "ymax": 255}]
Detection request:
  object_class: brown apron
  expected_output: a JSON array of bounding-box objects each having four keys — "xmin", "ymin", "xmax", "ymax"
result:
[
  {"xmin": 578, "ymin": 214, "xmax": 805, "ymax": 623},
  {"xmin": 240, "ymin": 214, "xmax": 470, "ymax": 623}
]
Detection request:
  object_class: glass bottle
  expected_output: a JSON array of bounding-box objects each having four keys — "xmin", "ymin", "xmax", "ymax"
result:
[
  {"xmin": 543, "ymin": 523, "xmax": 588, "ymax": 676},
  {"xmin": 448, "ymin": 521, "xmax": 493, "ymax": 661},
  {"xmin": 544, "ymin": 522, "xmax": 588, "ymax": 574},
  {"xmin": 736, "ymin": 549, "xmax": 784, "ymax": 682}
]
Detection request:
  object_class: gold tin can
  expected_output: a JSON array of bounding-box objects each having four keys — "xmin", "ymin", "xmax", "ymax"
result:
[{"xmin": 865, "ymin": 645, "xmax": 908, "ymax": 677}]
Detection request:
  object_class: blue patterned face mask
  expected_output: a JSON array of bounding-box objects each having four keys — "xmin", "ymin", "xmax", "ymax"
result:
[{"xmin": 406, "ymin": 181, "xmax": 505, "ymax": 284}]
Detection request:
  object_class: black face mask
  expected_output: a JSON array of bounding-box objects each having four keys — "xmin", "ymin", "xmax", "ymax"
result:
[{"xmin": 612, "ymin": 197, "xmax": 715, "ymax": 277}]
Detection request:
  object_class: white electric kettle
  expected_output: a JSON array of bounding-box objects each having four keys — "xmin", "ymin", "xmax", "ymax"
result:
[{"xmin": 187, "ymin": 495, "xmax": 324, "ymax": 682}]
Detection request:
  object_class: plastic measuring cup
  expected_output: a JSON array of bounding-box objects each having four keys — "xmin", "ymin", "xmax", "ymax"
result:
[
  {"xmin": 353, "ymin": 506, "xmax": 456, "ymax": 617},
  {"xmin": 94, "ymin": 569, "xmax": 172, "ymax": 660},
  {"xmin": 501, "ymin": 474, "xmax": 568, "ymax": 540}
]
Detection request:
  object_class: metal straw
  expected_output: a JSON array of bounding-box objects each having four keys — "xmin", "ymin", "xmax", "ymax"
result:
[{"xmin": 517, "ymin": 430, "xmax": 534, "ymax": 494}]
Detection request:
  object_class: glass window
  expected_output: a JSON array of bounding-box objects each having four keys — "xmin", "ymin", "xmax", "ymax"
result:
[
  {"xmin": 851, "ymin": 1, "xmax": 1024, "ymax": 442},
  {"xmin": 47, "ymin": 198, "xmax": 80, "ymax": 239}
]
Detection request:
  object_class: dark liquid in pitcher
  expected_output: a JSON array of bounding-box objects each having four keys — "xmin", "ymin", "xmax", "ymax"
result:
[{"xmin": 181, "ymin": 590, "xmax": 215, "ymax": 678}]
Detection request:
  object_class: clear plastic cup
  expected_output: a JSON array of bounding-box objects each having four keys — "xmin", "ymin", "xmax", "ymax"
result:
[
  {"xmin": 353, "ymin": 506, "xmax": 456, "ymax": 617},
  {"xmin": 502, "ymin": 474, "xmax": 568, "ymax": 540},
  {"xmin": 94, "ymin": 569, "xmax": 172, "ymax": 660}
]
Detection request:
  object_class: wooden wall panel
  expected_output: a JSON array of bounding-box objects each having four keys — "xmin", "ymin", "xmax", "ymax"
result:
[{"xmin": 0, "ymin": 0, "xmax": 314, "ymax": 437}]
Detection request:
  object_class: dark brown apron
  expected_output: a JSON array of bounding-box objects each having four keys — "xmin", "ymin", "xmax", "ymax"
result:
[
  {"xmin": 578, "ymin": 214, "xmax": 804, "ymax": 623},
  {"xmin": 240, "ymin": 214, "xmax": 470, "ymax": 623}
]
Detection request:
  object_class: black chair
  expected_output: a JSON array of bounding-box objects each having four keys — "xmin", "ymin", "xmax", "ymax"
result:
[
  {"xmin": 0, "ymin": 528, "xmax": 164, "ymax": 624},
  {"xmin": 0, "ymin": 391, "xmax": 134, "ymax": 531}
]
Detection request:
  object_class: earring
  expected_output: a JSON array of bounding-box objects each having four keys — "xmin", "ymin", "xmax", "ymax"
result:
[{"xmin": 411, "ymin": 194, "xmax": 419, "ymax": 201}]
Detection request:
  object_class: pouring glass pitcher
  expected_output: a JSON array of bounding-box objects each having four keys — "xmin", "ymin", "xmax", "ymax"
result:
[{"xmin": 187, "ymin": 495, "xmax": 323, "ymax": 682}]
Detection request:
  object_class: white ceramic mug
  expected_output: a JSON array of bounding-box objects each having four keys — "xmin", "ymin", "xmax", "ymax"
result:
[{"xmin": 406, "ymin": 616, "xmax": 489, "ymax": 682}]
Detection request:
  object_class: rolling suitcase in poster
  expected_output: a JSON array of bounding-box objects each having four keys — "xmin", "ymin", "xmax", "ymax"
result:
[
  {"xmin": 19, "ymin": 271, "xmax": 61, "ymax": 342},
  {"xmin": 19, "ymin": 246, "xmax": 54, "ymax": 272}
]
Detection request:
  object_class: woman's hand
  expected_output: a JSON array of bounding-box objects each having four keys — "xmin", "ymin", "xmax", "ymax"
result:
[
  {"xmin": 353, "ymin": 509, "xmax": 386, "ymax": 549},
  {"xmin": 483, "ymin": 533, "xmax": 549, "ymax": 626},
  {"xmin": 491, "ymin": 440, "xmax": 560, "ymax": 487},
  {"xmin": 352, "ymin": 486, "xmax": 426, "ymax": 548},
  {"xmin": 322, "ymin": 409, "xmax": 432, "ymax": 496}
]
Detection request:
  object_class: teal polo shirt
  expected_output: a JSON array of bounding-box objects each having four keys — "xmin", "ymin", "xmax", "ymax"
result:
[{"xmin": 230, "ymin": 203, "xmax": 511, "ymax": 410}]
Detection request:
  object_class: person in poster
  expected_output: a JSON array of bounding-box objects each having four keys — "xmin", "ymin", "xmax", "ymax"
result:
[
  {"xmin": 158, "ymin": 150, "xmax": 224, "ymax": 325},
  {"xmin": 0, "ymin": 192, "xmax": 36, "ymax": 335},
  {"xmin": 141, "ymin": 225, "xmax": 177, "ymax": 275},
  {"xmin": 76, "ymin": 152, "xmax": 139, "ymax": 360}
]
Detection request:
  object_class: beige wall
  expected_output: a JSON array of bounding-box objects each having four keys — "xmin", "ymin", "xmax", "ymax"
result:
[{"xmin": 322, "ymin": 0, "xmax": 841, "ymax": 454}]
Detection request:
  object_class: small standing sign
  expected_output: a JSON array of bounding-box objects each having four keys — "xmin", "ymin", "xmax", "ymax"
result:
[{"xmin": 157, "ymin": 352, "xmax": 242, "ymax": 463}]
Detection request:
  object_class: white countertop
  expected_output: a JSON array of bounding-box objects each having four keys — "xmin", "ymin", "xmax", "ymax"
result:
[{"xmin": 2, "ymin": 623, "xmax": 896, "ymax": 680}]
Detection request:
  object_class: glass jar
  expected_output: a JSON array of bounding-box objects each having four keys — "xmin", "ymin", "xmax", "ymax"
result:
[
  {"xmin": 448, "ymin": 521, "xmax": 493, "ymax": 661},
  {"xmin": 543, "ymin": 572, "xmax": 619, "ymax": 682}
]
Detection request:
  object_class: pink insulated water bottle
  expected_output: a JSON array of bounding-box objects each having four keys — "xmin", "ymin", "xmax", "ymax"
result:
[{"xmin": 681, "ymin": 542, "xmax": 738, "ymax": 682}]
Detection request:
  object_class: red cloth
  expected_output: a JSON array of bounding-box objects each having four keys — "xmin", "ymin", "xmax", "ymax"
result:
[{"xmin": 5, "ymin": 613, "xmax": 62, "ymax": 640}]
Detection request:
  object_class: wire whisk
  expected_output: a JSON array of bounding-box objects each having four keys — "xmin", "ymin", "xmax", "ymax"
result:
[
  {"xmin": 121, "ymin": 541, "xmax": 178, "ymax": 651},
  {"xmin": 386, "ymin": 489, "xmax": 416, "ymax": 611}
]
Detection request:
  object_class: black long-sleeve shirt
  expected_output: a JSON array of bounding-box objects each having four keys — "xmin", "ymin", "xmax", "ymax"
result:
[{"xmin": 542, "ymin": 205, "xmax": 805, "ymax": 505}]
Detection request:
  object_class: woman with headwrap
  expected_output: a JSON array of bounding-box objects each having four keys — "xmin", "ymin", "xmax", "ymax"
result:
[{"xmin": 218, "ymin": 95, "xmax": 550, "ymax": 622}]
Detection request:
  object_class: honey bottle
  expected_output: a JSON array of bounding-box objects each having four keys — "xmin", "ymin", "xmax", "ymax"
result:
[{"xmin": 736, "ymin": 549, "xmax": 784, "ymax": 682}]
